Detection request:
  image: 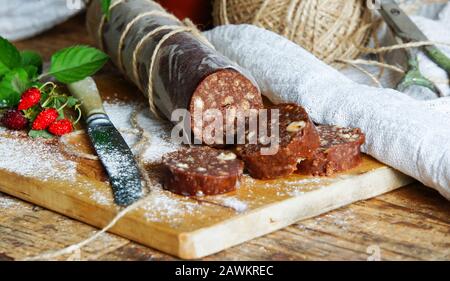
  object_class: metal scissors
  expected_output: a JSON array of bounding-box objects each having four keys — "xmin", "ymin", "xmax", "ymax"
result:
[{"xmin": 380, "ymin": 0, "xmax": 450, "ymax": 97}]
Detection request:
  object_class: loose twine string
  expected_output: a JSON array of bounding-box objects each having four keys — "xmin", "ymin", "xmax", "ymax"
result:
[
  {"xmin": 339, "ymin": 40, "xmax": 450, "ymax": 87},
  {"xmin": 23, "ymin": 0, "xmax": 214, "ymax": 261},
  {"xmin": 214, "ymin": 0, "xmax": 373, "ymax": 65}
]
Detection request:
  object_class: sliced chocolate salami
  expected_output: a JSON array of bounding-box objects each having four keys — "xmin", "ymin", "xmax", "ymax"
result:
[
  {"xmin": 236, "ymin": 103, "xmax": 320, "ymax": 180},
  {"xmin": 87, "ymin": 0, "xmax": 263, "ymax": 145},
  {"xmin": 297, "ymin": 125, "xmax": 365, "ymax": 176},
  {"xmin": 190, "ymin": 69, "xmax": 263, "ymax": 145},
  {"xmin": 162, "ymin": 146, "xmax": 244, "ymax": 196}
]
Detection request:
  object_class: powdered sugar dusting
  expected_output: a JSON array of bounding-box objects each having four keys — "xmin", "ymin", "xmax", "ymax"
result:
[
  {"xmin": 103, "ymin": 101, "xmax": 135, "ymax": 130},
  {"xmin": 285, "ymin": 177, "xmax": 333, "ymax": 197},
  {"xmin": 0, "ymin": 135, "xmax": 77, "ymax": 182},
  {"xmin": 297, "ymin": 208, "xmax": 356, "ymax": 231},
  {"xmin": 249, "ymin": 175, "xmax": 334, "ymax": 197},
  {"xmin": 103, "ymin": 101, "xmax": 180, "ymax": 163},
  {"xmin": 215, "ymin": 196, "xmax": 248, "ymax": 213},
  {"xmin": 90, "ymin": 190, "xmax": 112, "ymax": 206},
  {"xmin": 141, "ymin": 186, "xmax": 200, "ymax": 224},
  {"xmin": 137, "ymin": 110, "xmax": 181, "ymax": 163}
]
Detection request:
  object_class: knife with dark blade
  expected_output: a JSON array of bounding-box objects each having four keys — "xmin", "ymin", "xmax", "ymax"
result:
[{"xmin": 67, "ymin": 77, "xmax": 143, "ymax": 206}]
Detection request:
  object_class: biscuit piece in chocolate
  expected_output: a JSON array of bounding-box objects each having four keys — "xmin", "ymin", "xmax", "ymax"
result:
[
  {"xmin": 190, "ymin": 69, "xmax": 263, "ymax": 145},
  {"xmin": 236, "ymin": 103, "xmax": 320, "ymax": 180},
  {"xmin": 297, "ymin": 125, "xmax": 365, "ymax": 176},
  {"xmin": 162, "ymin": 146, "xmax": 244, "ymax": 196}
]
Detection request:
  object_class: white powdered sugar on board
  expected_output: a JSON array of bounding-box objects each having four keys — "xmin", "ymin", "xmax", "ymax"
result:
[
  {"xmin": 247, "ymin": 176, "xmax": 334, "ymax": 198},
  {"xmin": 137, "ymin": 110, "xmax": 181, "ymax": 163},
  {"xmin": 285, "ymin": 177, "xmax": 333, "ymax": 197},
  {"xmin": 297, "ymin": 208, "xmax": 357, "ymax": 231},
  {"xmin": 0, "ymin": 134, "xmax": 77, "ymax": 182},
  {"xmin": 214, "ymin": 197, "xmax": 248, "ymax": 213},
  {"xmin": 103, "ymin": 101, "xmax": 135, "ymax": 130},
  {"xmin": 90, "ymin": 190, "xmax": 112, "ymax": 206},
  {"xmin": 103, "ymin": 101, "xmax": 180, "ymax": 163},
  {"xmin": 140, "ymin": 186, "xmax": 200, "ymax": 224}
]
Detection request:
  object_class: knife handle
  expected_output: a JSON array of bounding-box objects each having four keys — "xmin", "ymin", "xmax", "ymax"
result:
[{"xmin": 67, "ymin": 77, "xmax": 106, "ymax": 117}]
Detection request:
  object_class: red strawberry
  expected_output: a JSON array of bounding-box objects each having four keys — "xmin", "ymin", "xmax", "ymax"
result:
[
  {"xmin": 32, "ymin": 108, "xmax": 59, "ymax": 130},
  {"xmin": 1, "ymin": 109, "xmax": 28, "ymax": 130},
  {"xmin": 48, "ymin": 119, "xmax": 73, "ymax": 136},
  {"xmin": 18, "ymin": 88, "xmax": 41, "ymax": 110}
]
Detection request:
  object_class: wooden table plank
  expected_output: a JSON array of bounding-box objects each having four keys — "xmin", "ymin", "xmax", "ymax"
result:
[
  {"xmin": 0, "ymin": 192, "xmax": 128, "ymax": 261},
  {"xmin": 2, "ymin": 182, "xmax": 448, "ymax": 261},
  {"xmin": 1, "ymin": 13, "xmax": 449, "ymax": 261}
]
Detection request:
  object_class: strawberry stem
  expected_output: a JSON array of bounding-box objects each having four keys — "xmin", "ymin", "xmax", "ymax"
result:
[
  {"xmin": 37, "ymin": 73, "xmax": 50, "ymax": 81},
  {"xmin": 39, "ymin": 82, "xmax": 56, "ymax": 92},
  {"xmin": 57, "ymin": 100, "xmax": 69, "ymax": 112},
  {"xmin": 73, "ymin": 105, "xmax": 82, "ymax": 125}
]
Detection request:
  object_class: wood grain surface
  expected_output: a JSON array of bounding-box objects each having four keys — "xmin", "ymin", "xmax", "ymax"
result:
[{"xmin": 0, "ymin": 14, "xmax": 448, "ymax": 261}]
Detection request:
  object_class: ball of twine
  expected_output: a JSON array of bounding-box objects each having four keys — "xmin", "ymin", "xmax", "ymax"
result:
[{"xmin": 213, "ymin": 0, "xmax": 373, "ymax": 66}]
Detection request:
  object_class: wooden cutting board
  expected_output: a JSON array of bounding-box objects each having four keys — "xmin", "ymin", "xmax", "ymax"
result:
[{"xmin": 0, "ymin": 72, "xmax": 413, "ymax": 259}]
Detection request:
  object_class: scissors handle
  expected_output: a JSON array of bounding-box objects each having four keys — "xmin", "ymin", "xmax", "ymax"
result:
[
  {"xmin": 380, "ymin": 1, "xmax": 450, "ymax": 76},
  {"xmin": 424, "ymin": 46, "xmax": 450, "ymax": 76}
]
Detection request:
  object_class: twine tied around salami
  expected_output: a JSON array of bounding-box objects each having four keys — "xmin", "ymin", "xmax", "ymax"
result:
[
  {"xmin": 95, "ymin": 0, "xmax": 215, "ymax": 118},
  {"xmin": 87, "ymin": 0, "xmax": 263, "ymax": 144}
]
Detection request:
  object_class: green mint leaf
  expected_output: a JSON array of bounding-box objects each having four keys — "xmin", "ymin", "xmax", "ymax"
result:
[
  {"xmin": 28, "ymin": 130, "xmax": 54, "ymax": 139},
  {"xmin": 102, "ymin": 0, "xmax": 112, "ymax": 19},
  {"xmin": 23, "ymin": 65, "xmax": 38, "ymax": 80},
  {"xmin": 47, "ymin": 46, "xmax": 109, "ymax": 84},
  {"xmin": 0, "ymin": 86, "xmax": 18, "ymax": 108},
  {"xmin": 21, "ymin": 51, "xmax": 43, "ymax": 73},
  {"xmin": 0, "ymin": 36, "xmax": 21, "ymax": 70},
  {"xmin": 0, "ymin": 62, "xmax": 9, "ymax": 78},
  {"xmin": 6, "ymin": 68, "xmax": 30, "ymax": 94},
  {"xmin": 0, "ymin": 68, "xmax": 30, "ymax": 107}
]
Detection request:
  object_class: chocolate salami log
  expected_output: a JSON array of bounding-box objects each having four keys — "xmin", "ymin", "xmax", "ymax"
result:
[
  {"xmin": 297, "ymin": 125, "xmax": 365, "ymax": 176},
  {"xmin": 236, "ymin": 104, "xmax": 320, "ymax": 180},
  {"xmin": 162, "ymin": 147, "xmax": 244, "ymax": 196},
  {"xmin": 86, "ymin": 0, "xmax": 263, "ymax": 143}
]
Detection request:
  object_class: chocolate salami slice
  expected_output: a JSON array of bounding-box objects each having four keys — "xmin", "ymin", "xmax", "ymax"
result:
[
  {"xmin": 86, "ymin": 0, "xmax": 263, "ymax": 144},
  {"xmin": 162, "ymin": 146, "xmax": 244, "ymax": 196},
  {"xmin": 236, "ymin": 104, "xmax": 320, "ymax": 180},
  {"xmin": 297, "ymin": 125, "xmax": 365, "ymax": 176}
]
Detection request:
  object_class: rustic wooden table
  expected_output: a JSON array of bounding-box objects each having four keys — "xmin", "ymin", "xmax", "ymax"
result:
[{"xmin": 0, "ymin": 14, "xmax": 449, "ymax": 261}]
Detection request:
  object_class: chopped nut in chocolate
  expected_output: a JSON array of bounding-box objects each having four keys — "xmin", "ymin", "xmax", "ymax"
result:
[
  {"xmin": 190, "ymin": 70, "xmax": 263, "ymax": 145},
  {"xmin": 236, "ymin": 103, "xmax": 320, "ymax": 180},
  {"xmin": 162, "ymin": 146, "xmax": 244, "ymax": 196},
  {"xmin": 297, "ymin": 125, "xmax": 365, "ymax": 176}
]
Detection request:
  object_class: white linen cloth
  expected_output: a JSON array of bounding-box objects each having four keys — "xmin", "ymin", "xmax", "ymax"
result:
[
  {"xmin": 205, "ymin": 24, "xmax": 450, "ymax": 200},
  {"xmin": 0, "ymin": 0, "xmax": 84, "ymax": 41}
]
